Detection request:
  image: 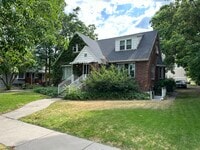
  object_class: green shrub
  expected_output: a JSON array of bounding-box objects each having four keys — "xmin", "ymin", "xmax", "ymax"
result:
[
  {"xmin": 165, "ymin": 78, "xmax": 176, "ymax": 92},
  {"xmin": 22, "ymin": 83, "xmax": 36, "ymax": 89},
  {"xmin": 34, "ymin": 86, "xmax": 58, "ymax": 97},
  {"xmin": 65, "ymin": 85, "xmax": 85, "ymax": 100},
  {"xmin": 154, "ymin": 78, "xmax": 176, "ymax": 94},
  {"xmin": 64, "ymin": 91, "xmax": 149, "ymax": 100},
  {"xmin": 84, "ymin": 65, "xmax": 139, "ymax": 93},
  {"xmin": 64, "ymin": 65, "xmax": 148, "ymax": 100}
]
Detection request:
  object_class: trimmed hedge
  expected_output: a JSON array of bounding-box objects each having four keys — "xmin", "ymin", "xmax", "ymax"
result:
[{"xmin": 34, "ymin": 86, "xmax": 58, "ymax": 97}]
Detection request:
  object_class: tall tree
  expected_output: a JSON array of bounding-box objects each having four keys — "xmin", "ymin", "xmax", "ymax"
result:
[
  {"xmin": 61, "ymin": 7, "xmax": 98, "ymax": 40},
  {"xmin": 0, "ymin": 0, "xmax": 66, "ymax": 89},
  {"xmin": 0, "ymin": 0, "xmax": 35, "ymax": 89},
  {"xmin": 151, "ymin": 0, "xmax": 200, "ymax": 83},
  {"xmin": 32, "ymin": 0, "xmax": 66, "ymax": 86}
]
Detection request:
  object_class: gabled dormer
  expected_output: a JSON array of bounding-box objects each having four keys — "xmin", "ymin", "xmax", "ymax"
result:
[{"xmin": 115, "ymin": 34, "xmax": 143, "ymax": 51}]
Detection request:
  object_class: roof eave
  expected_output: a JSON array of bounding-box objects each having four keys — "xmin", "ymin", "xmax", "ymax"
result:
[{"xmin": 108, "ymin": 59, "xmax": 149, "ymax": 63}]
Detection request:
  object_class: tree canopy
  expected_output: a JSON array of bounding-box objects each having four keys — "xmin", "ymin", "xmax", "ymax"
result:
[
  {"xmin": 151, "ymin": 0, "xmax": 200, "ymax": 83},
  {"xmin": 0, "ymin": 0, "xmax": 36, "ymax": 89},
  {"xmin": 0, "ymin": 0, "xmax": 97, "ymax": 89}
]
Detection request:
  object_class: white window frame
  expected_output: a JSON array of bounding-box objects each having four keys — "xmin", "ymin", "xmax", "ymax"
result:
[
  {"xmin": 117, "ymin": 63, "xmax": 135, "ymax": 78},
  {"xmin": 128, "ymin": 63, "xmax": 135, "ymax": 78},
  {"xmin": 117, "ymin": 64, "xmax": 125, "ymax": 71},
  {"xmin": 126, "ymin": 39, "xmax": 132, "ymax": 50},
  {"xmin": 119, "ymin": 39, "xmax": 132, "ymax": 51},
  {"xmin": 119, "ymin": 40, "xmax": 125, "ymax": 50},
  {"xmin": 73, "ymin": 44, "xmax": 79, "ymax": 53},
  {"xmin": 17, "ymin": 73, "xmax": 25, "ymax": 79}
]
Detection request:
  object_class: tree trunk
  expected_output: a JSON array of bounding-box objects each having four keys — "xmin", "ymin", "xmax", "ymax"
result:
[
  {"xmin": 0, "ymin": 72, "xmax": 16, "ymax": 90},
  {"xmin": 49, "ymin": 57, "xmax": 51, "ymax": 86}
]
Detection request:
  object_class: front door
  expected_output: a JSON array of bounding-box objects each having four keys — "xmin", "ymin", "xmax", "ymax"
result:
[
  {"xmin": 83, "ymin": 64, "xmax": 89, "ymax": 75},
  {"xmin": 62, "ymin": 65, "xmax": 72, "ymax": 80}
]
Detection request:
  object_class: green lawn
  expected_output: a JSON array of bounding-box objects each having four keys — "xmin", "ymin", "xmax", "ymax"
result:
[
  {"xmin": 21, "ymin": 86, "xmax": 200, "ymax": 149},
  {"xmin": 0, "ymin": 91, "xmax": 48, "ymax": 114}
]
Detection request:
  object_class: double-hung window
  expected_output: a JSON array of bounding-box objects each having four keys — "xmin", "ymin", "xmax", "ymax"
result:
[
  {"xmin": 128, "ymin": 64, "xmax": 135, "ymax": 78},
  {"xmin": 126, "ymin": 39, "xmax": 132, "ymax": 49},
  {"xmin": 117, "ymin": 63, "xmax": 135, "ymax": 78},
  {"xmin": 119, "ymin": 39, "xmax": 132, "ymax": 50},
  {"xmin": 120, "ymin": 40, "xmax": 125, "ymax": 50},
  {"xmin": 73, "ymin": 44, "xmax": 79, "ymax": 53}
]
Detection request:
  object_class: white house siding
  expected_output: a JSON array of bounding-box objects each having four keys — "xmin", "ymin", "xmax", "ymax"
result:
[
  {"xmin": 132, "ymin": 35, "xmax": 143, "ymax": 49},
  {"xmin": 71, "ymin": 46, "xmax": 100, "ymax": 64},
  {"xmin": 166, "ymin": 65, "xmax": 187, "ymax": 81}
]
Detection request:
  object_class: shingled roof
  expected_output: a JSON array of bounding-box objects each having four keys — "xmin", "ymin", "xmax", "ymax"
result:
[
  {"xmin": 97, "ymin": 30, "xmax": 158, "ymax": 62},
  {"xmin": 75, "ymin": 30, "xmax": 158, "ymax": 63},
  {"xmin": 76, "ymin": 32, "xmax": 107, "ymax": 63}
]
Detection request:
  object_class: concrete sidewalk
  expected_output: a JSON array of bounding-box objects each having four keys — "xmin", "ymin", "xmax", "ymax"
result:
[{"xmin": 0, "ymin": 99, "xmax": 119, "ymax": 150}]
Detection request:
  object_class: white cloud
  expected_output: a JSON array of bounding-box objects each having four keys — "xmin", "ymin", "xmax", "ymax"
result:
[{"xmin": 64, "ymin": 0, "xmax": 173, "ymax": 39}]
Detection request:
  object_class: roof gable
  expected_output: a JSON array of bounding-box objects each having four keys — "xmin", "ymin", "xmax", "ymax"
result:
[
  {"xmin": 70, "ymin": 46, "xmax": 102, "ymax": 64},
  {"xmin": 76, "ymin": 32, "xmax": 106, "ymax": 62}
]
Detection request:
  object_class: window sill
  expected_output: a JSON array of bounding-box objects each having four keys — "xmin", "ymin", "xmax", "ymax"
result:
[{"xmin": 117, "ymin": 49, "xmax": 136, "ymax": 52}]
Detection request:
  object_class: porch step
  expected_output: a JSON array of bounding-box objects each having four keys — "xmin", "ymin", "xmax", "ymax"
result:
[
  {"xmin": 57, "ymin": 74, "xmax": 87, "ymax": 96},
  {"xmin": 153, "ymin": 96, "xmax": 163, "ymax": 101}
]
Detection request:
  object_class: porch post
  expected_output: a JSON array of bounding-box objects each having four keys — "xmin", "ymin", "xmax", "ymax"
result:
[{"xmin": 82, "ymin": 63, "xmax": 84, "ymax": 75}]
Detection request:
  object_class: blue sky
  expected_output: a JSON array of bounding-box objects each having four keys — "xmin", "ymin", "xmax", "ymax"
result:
[{"xmin": 65, "ymin": 0, "xmax": 173, "ymax": 39}]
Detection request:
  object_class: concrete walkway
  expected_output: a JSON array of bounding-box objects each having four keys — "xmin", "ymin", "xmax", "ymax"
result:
[{"xmin": 0, "ymin": 99, "xmax": 119, "ymax": 150}]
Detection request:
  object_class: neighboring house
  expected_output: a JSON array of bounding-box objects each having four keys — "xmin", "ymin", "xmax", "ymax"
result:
[
  {"xmin": 166, "ymin": 64, "xmax": 188, "ymax": 81},
  {"xmin": 57, "ymin": 31, "xmax": 165, "ymax": 94},
  {"xmin": 0, "ymin": 69, "xmax": 45, "ymax": 88},
  {"xmin": 13, "ymin": 70, "xmax": 46, "ymax": 86}
]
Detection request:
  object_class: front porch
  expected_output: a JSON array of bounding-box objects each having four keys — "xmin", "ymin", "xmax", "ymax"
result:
[
  {"xmin": 58, "ymin": 45, "xmax": 106, "ymax": 95},
  {"xmin": 58, "ymin": 63, "xmax": 99, "ymax": 95},
  {"xmin": 61, "ymin": 63, "xmax": 100, "ymax": 81}
]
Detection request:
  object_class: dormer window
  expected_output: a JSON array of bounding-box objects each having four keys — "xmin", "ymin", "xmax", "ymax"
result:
[
  {"xmin": 120, "ymin": 40, "xmax": 125, "ymax": 50},
  {"xmin": 119, "ymin": 39, "xmax": 132, "ymax": 51},
  {"xmin": 73, "ymin": 44, "xmax": 79, "ymax": 53},
  {"xmin": 126, "ymin": 39, "xmax": 132, "ymax": 49},
  {"xmin": 115, "ymin": 34, "xmax": 143, "ymax": 51}
]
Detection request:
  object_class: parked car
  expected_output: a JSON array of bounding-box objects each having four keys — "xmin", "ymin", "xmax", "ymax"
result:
[{"xmin": 176, "ymin": 80, "xmax": 187, "ymax": 88}]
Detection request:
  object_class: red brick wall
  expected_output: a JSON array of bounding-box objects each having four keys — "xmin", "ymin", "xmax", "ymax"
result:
[
  {"xmin": 135, "ymin": 38, "xmax": 159, "ymax": 91},
  {"xmin": 148, "ymin": 43, "xmax": 158, "ymax": 90},
  {"xmin": 135, "ymin": 61, "xmax": 150, "ymax": 91}
]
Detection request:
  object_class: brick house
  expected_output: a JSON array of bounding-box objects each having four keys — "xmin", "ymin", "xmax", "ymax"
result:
[{"xmin": 57, "ymin": 31, "xmax": 165, "ymax": 94}]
